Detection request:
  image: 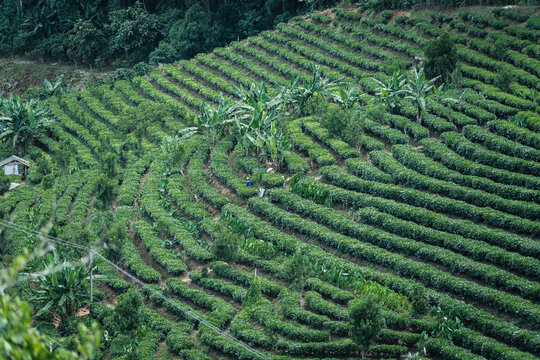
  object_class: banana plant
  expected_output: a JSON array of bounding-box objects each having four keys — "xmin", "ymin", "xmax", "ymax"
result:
[
  {"xmin": 41, "ymin": 74, "xmax": 64, "ymax": 99},
  {"xmin": 433, "ymin": 83, "xmax": 456, "ymax": 104},
  {"xmin": 263, "ymin": 122, "xmax": 290, "ymax": 172},
  {"xmin": 431, "ymin": 307, "xmax": 462, "ymax": 340},
  {"xmin": 160, "ymin": 127, "xmax": 197, "ymax": 167},
  {"xmin": 404, "ymin": 66, "xmax": 440, "ymax": 125},
  {"xmin": 371, "ymin": 70, "xmax": 407, "ymax": 112},
  {"xmin": 285, "ymin": 65, "xmax": 348, "ymax": 115},
  {"xmin": 235, "ymin": 82, "xmax": 283, "ymax": 116},
  {"xmin": 234, "ymin": 99, "xmax": 278, "ymax": 157},
  {"xmin": 0, "ymin": 96, "xmax": 54, "ymax": 155},
  {"xmin": 29, "ymin": 252, "xmax": 93, "ymax": 323},
  {"xmin": 196, "ymin": 94, "xmax": 235, "ymax": 147},
  {"xmin": 331, "ymin": 84, "xmax": 363, "ymax": 109},
  {"xmin": 22, "ymin": 0, "xmax": 59, "ymax": 38}
]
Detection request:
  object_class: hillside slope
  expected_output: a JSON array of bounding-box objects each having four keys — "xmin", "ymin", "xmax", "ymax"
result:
[{"xmin": 2, "ymin": 6, "xmax": 540, "ymax": 360}]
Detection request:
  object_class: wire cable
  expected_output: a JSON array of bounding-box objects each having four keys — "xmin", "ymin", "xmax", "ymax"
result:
[
  {"xmin": 0, "ymin": 217, "xmax": 269, "ymax": 360},
  {"xmin": 0, "ymin": 218, "xmax": 89, "ymax": 251}
]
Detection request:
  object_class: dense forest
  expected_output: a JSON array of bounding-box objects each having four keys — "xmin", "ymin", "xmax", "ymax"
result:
[
  {"xmin": 0, "ymin": 0, "xmax": 521, "ymax": 70},
  {"xmin": 0, "ymin": 0, "xmax": 339, "ymax": 68}
]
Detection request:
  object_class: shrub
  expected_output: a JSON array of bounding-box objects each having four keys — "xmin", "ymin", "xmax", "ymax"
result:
[
  {"xmin": 243, "ymin": 275, "xmax": 263, "ymax": 308},
  {"xmin": 0, "ymin": 175, "xmax": 10, "ymax": 194},
  {"xmin": 113, "ymin": 289, "xmax": 142, "ymax": 333},
  {"xmin": 41, "ymin": 174, "xmax": 54, "ymax": 190},
  {"xmin": 305, "ymin": 93, "xmax": 328, "ymax": 116},
  {"xmin": 101, "ymin": 152, "xmax": 118, "ymax": 178},
  {"xmin": 166, "ymin": 3, "xmax": 221, "ymax": 60},
  {"xmin": 212, "ymin": 225, "xmax": 239, "ymax": 262},
  {"xmin": 494, "ymin": 66, "xmax": 514, "ymax": 91},
  {"xmin": 349, "ymin": 296, "xmax": 385, "ymax": 357},
  {"xmin": 66, "ymin": 20, "xmax": 106, "ymax": 65},
  {"xmin": 106, "ymin": 3, "xmax": 164, "ymax": 66},
  {"xmin": 411, "ymin": 285, "xmax": 430, "ymax": 316},
  {"xmin": 95, "ymin": 174, "xmax": 118, "ymax": 207},
  {"xmin": 424, "ymin": 31, "xmax": 457, "ymax": 83},
  {"xmin": 490, "ymin": 38, "xmax": 509, "ymax": 60},
  {"xmin": 281, "ymin": 249, "xmax": 312, "ymax": 290},
  {"xmin": 166, "ymin": 328, "xmax": 194, "ymax": 353},
  {"xmin": 321, "ymin": 103, "xmax": 350, "ymax": 138},
  {"xmin": 149, "ymin": 41, "xmax": 178, "ymax": 65},
  {"xmin": 27, "ymin": 154, "xmax": 53, "ymax": 185}
]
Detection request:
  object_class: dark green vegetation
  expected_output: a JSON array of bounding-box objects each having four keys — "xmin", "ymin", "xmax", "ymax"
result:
[
  {"xmin": 0, "ymin": 0, "xmax": 342, "ymax": 69},
  {"xmin": 1, "ymin": 4, "xmax": 540, "ymax": 360},
  {"xmin": 0, "ymin": 0, "xmax": 524, "ymax": 71}
]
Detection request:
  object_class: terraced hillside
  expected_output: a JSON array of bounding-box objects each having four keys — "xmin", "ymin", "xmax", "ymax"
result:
[{"xmin": 2, "ymin": 6, "xmax": 540, "ymax": 360}]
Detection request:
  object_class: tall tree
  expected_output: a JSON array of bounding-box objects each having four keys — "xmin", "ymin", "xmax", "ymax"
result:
[
  {"xmin": 424, "ymin": 30, "xmax": 457, "ymax": 83},
  {"xmin": 166, "ymin": 3, "xmax": 221, "ymax": 60}
]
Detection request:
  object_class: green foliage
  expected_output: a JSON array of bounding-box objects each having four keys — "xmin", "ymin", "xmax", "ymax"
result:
[
  {"xmin": 29, "ymin": 251, "xmax": 90, "ymax": 323},
  {"xmin": 282, "ymin": 249, "xmax": 311, "ymax": 290},
  {"xmin": 41, "ymin": 173, "xmax": 54, "ymax": 190},
  {"xmin": 27, "ymin": 153, "xmax": 53, "ymax": 184},
  {"xmin": 383, "ymin": 57, "xmax": 410, "ymax": 74},
  {"xmin": 66, "ymin": 20, "xmax": 106, "ymax": 65},
  {"xmin": 106, "ymin": 3, "xmax": 164, "ymax": 67},
  {"xmin": 212, "ymin": 225, "xmax": 239, "ymax": 262},
  {"xmin": 149, "ymin": 41, "xmax": 178, "ymax": 65},
  {"xmin": 243, "ymin": 273, "xmax": 263, "ymax": 308},
  {"xmin": 349, "ymin": 296, "xmax": 385, "ymax": 357},
  {"xmin": 0, "ymin": 1, "xmax": 340, "ymax": 67},
  {"xmin": 232, "ymin": 82, "xmax": 292, "ymax": 170},
  {"xmin": 494, "ymin": 65, "xmax": 514, "ymax": 91},
  {"xmin": 404, "ymin": 66, "xmax": 439, "ymax": 124},
  {"xmin": 371, "ymin": 71, "xmax": 407, "ymax": 112},
  {"xmin": 113, "ymin": 288, "xmax": 142, "ymax": 333},
  {"xmin": 332, "ymin": 84, "xmax": 363, "ymax": 109},
  {"xmin": 321, "ymin": 103, "xmax": 350, "ymax": 138},
  {"xmin": 281, "ymin": 65, "xmax": 348, "ymax": 115},
  {"xmin": 424, "ymin": 31, "xmax": 458, "ymax": 83},
  {"xmin": 411, "ymin": 285, "xmax": 430, "ymax": 316},
  {"xmin": 490, "ymin": 38, "xmax": 509, "ymax": 60},
  {"xmin": 304, "ymin": 93, "xmax": 328, "ymax": 116},
  {"xmin": 164, "ymin": 3, "xmax": 220, "ymax": 61},
  {"xmin": 197, "ymin": 95, "xmax": 235, "ymax": 147},
  {"xmin": 101, "ymin": 152, "xmax": 117, "ymax": 178},
  {"xmin": 3, "ymin": 6, "xmax": 540, "ymax": 360},
  {"xmin": 95, "ymin": 174, "xmax": 117, "ymax": 207},
  {"xmin": 342, "ymin": 118, "xmax": 366, "ymax": 151},
  {"xmin": 0, "ymin": 175, "xmax": 9, "ymax": 194},
  {"xmin": 240, "ymin": 236, "xmax": 277, "ymax": 260},
  {"xmin": 55, "ymin": 140, "xmax": 72, "ymax": 175},
  {"xmin": 161, "ymin": 129, "xmax": 197, "ymax": 168},
  {"xmin": 40, "ymin": 75, "xmax": 65, "ymax": 99},
  {"xmin": 0, "ymin": 96, "xmax": 53, "ymax": 156},
  {"xmin": 1, "ymin": 294, "xmax": 102, "ymax": 360},
  {"xmin": 431, "ymin": 307, "xmax": 462, "ymax": 340}
]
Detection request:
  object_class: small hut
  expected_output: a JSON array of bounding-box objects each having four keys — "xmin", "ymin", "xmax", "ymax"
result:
[{"xmin": 0, "ymin": 155, "xmax": 30, "ymax": 177}]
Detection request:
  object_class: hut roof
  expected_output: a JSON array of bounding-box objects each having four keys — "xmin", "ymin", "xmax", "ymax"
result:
[{"xmin": 0, "ymin": 155, "xmax": 30, "ymax": 168}]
